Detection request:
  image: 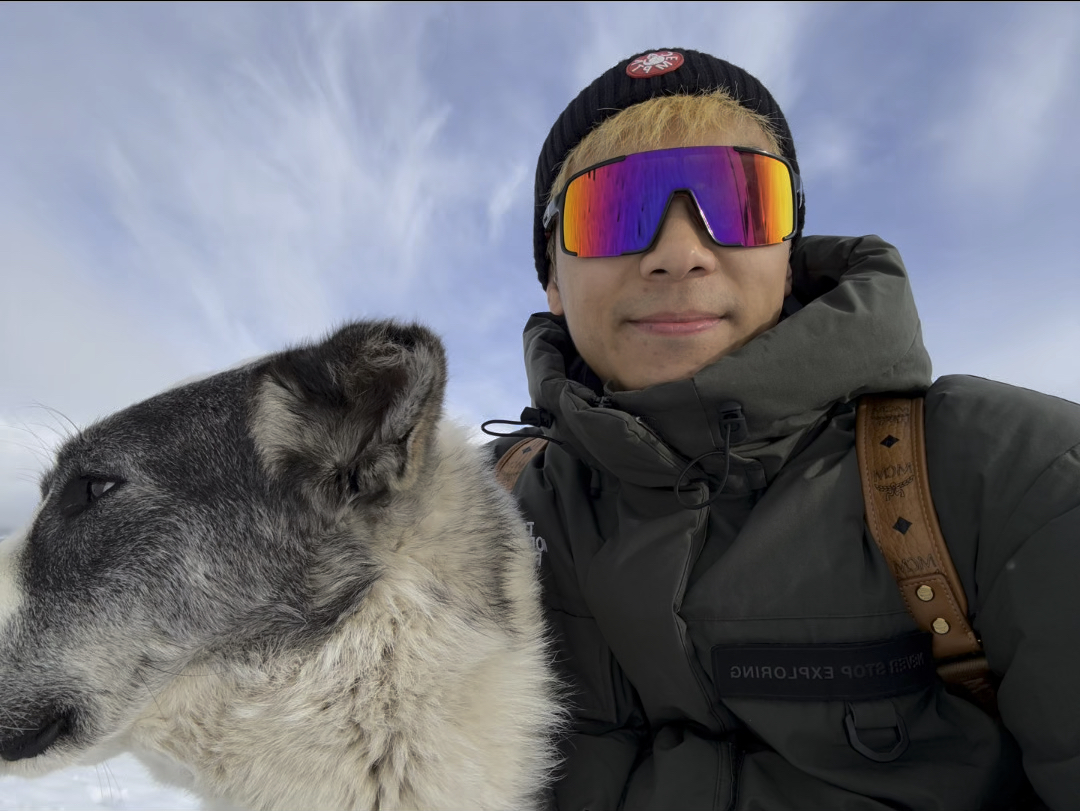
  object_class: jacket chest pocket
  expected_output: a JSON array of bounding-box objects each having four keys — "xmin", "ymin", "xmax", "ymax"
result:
[
  {"xmin": 705, "ymin": 630, "xmax": 1012, "ymax": 809},
  {"xmin": 712, "ymin": 632, "xmax": 935, "ymax": 764}
]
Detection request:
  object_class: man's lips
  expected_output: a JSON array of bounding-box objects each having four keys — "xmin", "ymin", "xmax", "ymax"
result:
[{"xmin": 628, "ymin": 312, "xmax": 724, "ymax": 335}]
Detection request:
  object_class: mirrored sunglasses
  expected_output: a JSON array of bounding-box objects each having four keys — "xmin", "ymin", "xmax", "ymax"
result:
[{"xmin": 543, "ymin": 145, "xmax": 802, "ymax": 257}]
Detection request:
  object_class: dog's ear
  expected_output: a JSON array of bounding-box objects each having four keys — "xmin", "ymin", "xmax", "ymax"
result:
[{"xmin": 251, "ymin": 321, "xmax": 446, "ymax": 509}]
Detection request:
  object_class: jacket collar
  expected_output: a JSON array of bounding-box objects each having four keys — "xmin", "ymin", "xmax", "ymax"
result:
[{"xmin": 523, "ymin": 235, "xmax": 933, "ymax": 495}]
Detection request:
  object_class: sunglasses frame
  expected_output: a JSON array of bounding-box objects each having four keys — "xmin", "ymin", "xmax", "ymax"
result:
[{"xmin": 543, "ymin": 145, "xmax": 803, "ymax": 258}]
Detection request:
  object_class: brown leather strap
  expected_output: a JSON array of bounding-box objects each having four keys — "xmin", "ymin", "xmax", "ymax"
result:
[
  {"xmin": 936, "ymin": 656, "xmax": 997, "ymax": 706},
  {"xmin": 856, "ymin": 397, "xmax": 995, "ymax": 706},
  {"xmin": 495, "ymin": 437, "xmax": 549, "ymax": 492}
]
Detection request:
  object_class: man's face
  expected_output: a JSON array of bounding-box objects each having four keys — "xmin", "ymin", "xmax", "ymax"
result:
[{"xmin": 546, "ymin": 124, "xmax": 793, "ymax": 392}]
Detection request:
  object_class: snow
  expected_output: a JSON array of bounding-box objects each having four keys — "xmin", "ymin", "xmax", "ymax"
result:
[{"xmin": 0, "ymin": 756, "xmax": 198, "ymax": 810}]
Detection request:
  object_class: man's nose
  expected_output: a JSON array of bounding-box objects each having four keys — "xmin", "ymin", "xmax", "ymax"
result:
[{"xmin": 638, "ymin": 193, "xmax": 719, "ymax": 280}]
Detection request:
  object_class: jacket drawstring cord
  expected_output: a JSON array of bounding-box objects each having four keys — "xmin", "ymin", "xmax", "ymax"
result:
[
  {"xmin": 673, "ymin": 403, "xmax": 748, "ymax": 510},
  {"xmin": 673, "ymin": 421, "xmax": 733, "ymax": 510},
  {"xmin": 480, "ymin": 407, "xmax": 566, "ymax": 446}
]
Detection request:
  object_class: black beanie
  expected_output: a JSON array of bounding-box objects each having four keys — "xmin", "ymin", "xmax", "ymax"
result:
[{"xmin": 533, "ymin": 47, "xmax": 803, "ymax": 289}]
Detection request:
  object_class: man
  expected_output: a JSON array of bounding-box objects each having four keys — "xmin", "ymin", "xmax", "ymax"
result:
[{"xmin": 490, "ymin": 48, "xmax": 1080, "ymax": 809}]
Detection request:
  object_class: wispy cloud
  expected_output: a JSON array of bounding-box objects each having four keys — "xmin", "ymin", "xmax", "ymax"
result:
[
  {"xmin": 929, "ymin": 4, "xmax": 1080, "ymax": 201},
  {"xmin": 86, "ymin": 3, "xmax": 467, "ymax": 342},
  {"xmin": 487, "ymin": 162, "xmax": 529, "ymax": 243},
  {"xmin": 568, "ymin": 1, "xmax": 811, "ymax": 103}
]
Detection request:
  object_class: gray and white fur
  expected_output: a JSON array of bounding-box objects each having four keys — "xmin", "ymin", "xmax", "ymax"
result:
[{"xmin": 0, "ymin": 321, "xmax": 560, "ymax": 810}]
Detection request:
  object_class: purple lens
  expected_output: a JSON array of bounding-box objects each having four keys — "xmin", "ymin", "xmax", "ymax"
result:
[{"xmin": 559, "ymin": 146, "xmax": 796, "ymax": 257}]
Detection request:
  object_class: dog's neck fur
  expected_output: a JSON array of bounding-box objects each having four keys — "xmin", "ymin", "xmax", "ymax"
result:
[{"xmin": 126, "ymin": 424, "xmax": 554, "ymax": 811}]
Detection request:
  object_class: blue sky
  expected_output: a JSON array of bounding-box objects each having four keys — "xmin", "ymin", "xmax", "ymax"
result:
[{"xmin": 1, "ymin": 1, "xmax": 1079, "ymax": 532}]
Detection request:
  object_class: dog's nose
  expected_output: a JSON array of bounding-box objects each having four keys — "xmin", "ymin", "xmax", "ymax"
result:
[{"xmin": 0, "ymin": 710, "xmax": 72, "ymax": 762}]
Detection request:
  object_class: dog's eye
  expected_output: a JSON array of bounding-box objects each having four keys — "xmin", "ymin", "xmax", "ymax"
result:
[
  {"xmin": 58, "ymin": 476, "xmax": 121, "ymax": 518},
  {"xmin": 89, "ymin": 480, "xmax": 116, "ymax": 499}
]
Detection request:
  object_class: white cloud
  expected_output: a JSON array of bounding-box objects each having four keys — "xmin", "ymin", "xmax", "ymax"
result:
[
  {"xmin": 0, "ymin": 417, "xmax": 56, "ymax": 533},
  {"xmin": 0, "ymin": 202, "xmax": 198, "ymax": 418},
  {"xmin": 930, "ymin": 5, "xmax": 1080, "ymax": 199},
  {"xmin": 929, "ymin": 308, "xmax": 1080, "ymax": 405},
  {"xmin": 487, "ymin": 162, "xmax": 529, "ymax": 242},
  {"xmin": 795, "ymin": 116, "xmax": 861, "ymax": 190},
  {"xmin": 914, "ymin": 234, "xmax": 1080, "ymax": 406},
  {"xmin": 569, "ymin": 2, "xmax": 810, "ymax": 104},
  {"xmin": 91, "ymin": 3, "xmax": 465, "ymax": 337},
  {"xmin": 1, "ymin": 3, "xmax": 488, "ymax": 355}
]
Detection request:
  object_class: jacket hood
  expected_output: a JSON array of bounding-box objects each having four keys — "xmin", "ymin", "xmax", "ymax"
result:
[{"xmin": 522, "ymin": 234, "xmax": 932, "ymax": 498}]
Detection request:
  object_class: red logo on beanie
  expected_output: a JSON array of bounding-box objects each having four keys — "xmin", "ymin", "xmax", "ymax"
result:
[{"xmin": 626, "ymin": 51, "xmax": 684, "ymax": 78}]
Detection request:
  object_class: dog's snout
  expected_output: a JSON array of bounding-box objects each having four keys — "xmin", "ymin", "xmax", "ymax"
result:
[{"xmin": 0, "ymin": 709, "xmax": 74, "ymax": 762}]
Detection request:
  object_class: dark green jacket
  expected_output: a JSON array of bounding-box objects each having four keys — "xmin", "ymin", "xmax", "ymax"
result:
[{"xmin": 507, "ymin": 235, "xmax": 1080, "ymax": 810}]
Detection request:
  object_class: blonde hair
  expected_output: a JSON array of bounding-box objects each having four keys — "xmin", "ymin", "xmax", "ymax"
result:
[{"xmin": 546, "ymin": 91, "xmax": 782, "ymax": 277}]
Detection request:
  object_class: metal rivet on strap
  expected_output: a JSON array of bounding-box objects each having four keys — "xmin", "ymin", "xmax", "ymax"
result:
[
  {"xmin": 932, "ymin": 618, "xmax": 950, "ymax": 635},
  {"xmin": 916, "ymin": 585, "xmax": 934, "ymax": 602}
]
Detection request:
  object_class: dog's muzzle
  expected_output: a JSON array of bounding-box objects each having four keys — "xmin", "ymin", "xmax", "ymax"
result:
[{"xmin": 0, "ymin": 710, "xmax": 74, "ymax": 761}]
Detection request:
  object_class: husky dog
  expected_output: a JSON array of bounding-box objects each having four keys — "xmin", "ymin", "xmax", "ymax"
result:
[{"xmin": 0, "ymin": 321, "xmax": 559, "ymax": 810}]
